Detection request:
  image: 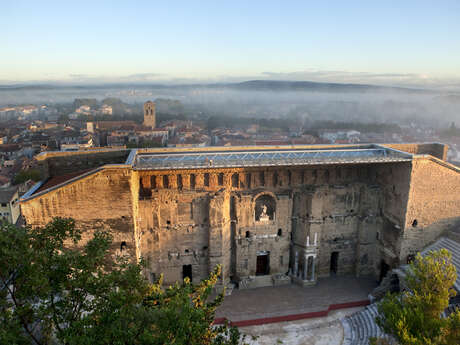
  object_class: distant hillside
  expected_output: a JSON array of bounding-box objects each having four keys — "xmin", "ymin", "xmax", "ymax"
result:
[
  {"xmin": 0, "ymin": 79, "xmax": 434, "ymax": 94},
  {"xmin": 228, "ymin": 80, "xmax": 430, "ymax": 93}
]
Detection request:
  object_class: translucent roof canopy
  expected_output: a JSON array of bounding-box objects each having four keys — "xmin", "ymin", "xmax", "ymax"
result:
[{"xmin": 133, "ymin": 145, "xmax": 412, "ymax": 170}]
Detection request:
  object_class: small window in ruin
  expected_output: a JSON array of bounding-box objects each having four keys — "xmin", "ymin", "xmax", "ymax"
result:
[
  {"xmin": 313, "ymin": 170, "xmax": 317, "ymax": 181},
  {"xmin": 177, "ymin": 174, "xmax": 183, "ymax": 189},
  {"xmin": 280, "ymin": 256, "xmax": 283, "ymax": 265},
  {"xmin": 120, "ymin": 241, "xmax": 127, "ymax": 252},
  {"xmin": 260, "ymin": 171, "xmax": 265, "ymax": 186},
  {"xmin": 412, "ymin": 219, "xmax": 418, "ymax": 227},
  {"xmin": 288, "ymin": 170, "xmax": 292, "ymax": 185},
  {"xmin": 203, "ymin": 246, "xmax": 208, "ymax": 250},
  {"xmin": 245, "ymin": 231, "xmax": 250, "ymax": 238},
  {"xmin": 163, "ymin": 175, "xmax": 169, "ymax": 188},
  {"xmin": 166, "ymin": 220, "xmax": 171, "ymax": 225},
  {"xmin": 277, "ymin": 228, "xmax": 282, "ymax": 236},
  {"xmin": 185, "ymin": 249, "xmax": 189, "ymax": 253},
  {"xmin": 150, "ymin": 175, "xmax": 156, "ymax": 189},
  {"xmin": 376, "ymin": 232, "xmax": 380, "ymax": 240},
  {"xmin": 231, "ymin": 173, "xmax": 239, "ymax": 188},
  {"xmin": 190, "ymin": 174, "xmax": 196, "ymax": 189},
  {"xmin": 204, "ymin": 173, "xmax": 210, "ymax": 187},
  {"xmin": 218, "ymin": 173, "xmax": 224, "ymax": 186}
]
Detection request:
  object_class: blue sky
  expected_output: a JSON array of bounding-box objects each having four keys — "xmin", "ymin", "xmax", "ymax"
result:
[{"xmin": 2, "ymin": 0, "xmax": 460, "ymax": 86}]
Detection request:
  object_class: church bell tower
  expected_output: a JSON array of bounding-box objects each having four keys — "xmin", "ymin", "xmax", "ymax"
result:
[{"xmin": 143, "ymin": 101, "xmax": 156, "ymax": 129}]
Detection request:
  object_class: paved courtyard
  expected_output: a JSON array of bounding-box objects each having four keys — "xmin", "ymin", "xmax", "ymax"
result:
[{"xmin": 216, "ymin": 275, "xmax": 377, "ymax": 322}]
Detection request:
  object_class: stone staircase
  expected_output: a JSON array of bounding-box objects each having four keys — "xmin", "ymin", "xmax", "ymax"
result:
[{"xmin": 342, "ymin": 304, "xmax": 389, "ymax": 345}]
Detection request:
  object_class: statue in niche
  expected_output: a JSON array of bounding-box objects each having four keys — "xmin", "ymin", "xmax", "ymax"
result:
[
  {"xmin": 259, "ymin": 204, "xmax": 270, "ymax": 222},
  {"xmin": 255, "ymin": 194, "xmax": 275, "ymax": 221}
]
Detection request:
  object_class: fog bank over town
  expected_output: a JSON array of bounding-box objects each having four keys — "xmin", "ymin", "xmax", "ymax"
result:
[{"xmin": 1, "ymin": 80, "xmax": 459, "ymax": 127}]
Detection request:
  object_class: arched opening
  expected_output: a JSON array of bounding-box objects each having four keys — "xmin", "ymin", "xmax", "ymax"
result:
[
  {"xmin": 177, "ymin": 174, "xmax": 183, "ymax": 189},
  {"xmin": 246, "ymin": 173, "xmax": 251, "ymax": 188},
  {"xmin": 259, "ymin": 171, "xmax": 265, "ymax": 186},
  {"xmin": 245, "ymin": 231, "xmax": 250, "ymax": 238},
  {"xmin": 277, "ymin": 228, "xmax": 282, "ymax": 236},
  {"xmin": 412, "ymin": 219, "xmax": 418, "ymax": 227},
  {"xmin": 255, "ymin": 194, "xmax": 276, "ymax": 221},
  {"xmin": 120, "ymin": 241, "xmax": 127, "ymax": 252},
  {"xmin": 150, "ymin": 175, "xmax": 156, "ymax": 189},
  {"xmin": 330, "ymin": 252, "xmax": 339, "ymax": 275},
  {"xmin": 231, "ymin": 173, "xmax": 239, "ymax": 188},
  {"xmin": 190, "ymin": 174, "xmax": 196, "ymax": 189}
]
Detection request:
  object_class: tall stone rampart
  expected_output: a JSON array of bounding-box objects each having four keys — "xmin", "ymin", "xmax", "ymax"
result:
[{"xmin": 21, "ymin": 167, "xmax": 136, "ymax": 261}]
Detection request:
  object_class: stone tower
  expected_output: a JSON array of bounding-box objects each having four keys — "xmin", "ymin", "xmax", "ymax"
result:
[{"xmin": 143, "ymin": 101, "xmax": 156, "ymax": 129}]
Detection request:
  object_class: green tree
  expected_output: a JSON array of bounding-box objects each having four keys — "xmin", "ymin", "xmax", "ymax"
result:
[
  {"xmin": 13, "ymin": 168, "xmax": 42, "ymax": 185},
  {"xmin": 0, "ymin": 218, "xmax": 249, "ymax": 345},
  {"xmin": 372, "ymin": 249, "xmax": 460, "ymax": 345}
]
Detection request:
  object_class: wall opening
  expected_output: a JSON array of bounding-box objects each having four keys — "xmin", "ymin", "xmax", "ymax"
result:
[
  {"xmin": 277, "ymin": 228, "xmax": 282, "ymax": 236},
  {"xmin": 255, "ymin": 194, "xmax": 276, "ymax": 221},
  {"xmin": 330, "ymin": 252, "xmax": 339, "ymax": 275},
  {"xmin": 182, "ymin": 264, "xmax": 192, "ymax": 281},
  {"xmin": 231, "ymin": 173, "xmax": 239, "ymax": 188},
  {"xmin": 256, "ymin": 252, "xmax": 270, "ymax": 276},
  {"xmin": 163, "ymin": 175, "xmax": 169, "ymax": 188},
  {"xmin": 259, "ymin": 171, "xmax": 265, "ymax": 186},
  {"xmin": 177, "ymin": 174, "xmax": 183, "ymax": 189},
  {"xmin": 218, "ymin": 173, "xmax": 224, "ymax": 186},
  {"xmin": 204, "ymin": 173, "xmax": 210, "ymax": 187},
  {"xmin": 246, "ymin": 173, "xmax": 251, "ymax": 189},
  {"xmin": 150, "ymin": 175, "xmax": 156, "ymax": 189},
  {"xmin": 379, "ymin": 260, "xmax": 390, "ymax": 283},
  {"xmin": 412, "ymin": 219, "xmax": 418, "ymax": 227},
  {"xmin": 273, "ymin": 172, "xmax": 278, "ymax": 187},
  {"xmin": 120, "ymin": 241, "xmax": 127, "ymax": 252},
  {"xmin": 230, "ymin": 196, "xmax": 237, "ymax": 221},
  {"xmin": 190, "ymin": 174, "xmax": 196, "ymax": 189},
  {"xmin": 245, "ymin": 231, "xmax": 250, "ymax": 238}
]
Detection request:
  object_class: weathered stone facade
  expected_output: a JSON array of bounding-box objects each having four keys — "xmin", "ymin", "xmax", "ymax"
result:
[{"xmin": 20, "ymin": 144, "xmax": 460, "ymax": 289}]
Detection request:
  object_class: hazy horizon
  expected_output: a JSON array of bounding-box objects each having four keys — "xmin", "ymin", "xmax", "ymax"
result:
[{"xmin": 2, "ymin": 1, "xmax": 460, "ymax": 90}]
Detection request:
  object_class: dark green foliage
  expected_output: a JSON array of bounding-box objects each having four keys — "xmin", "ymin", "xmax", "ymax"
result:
[
  {"xmin": 0, "ymin": 218, "xmax": 249, "ymax": 345},
  {"xmin": 13, "ymin": 169, "xmax": 42, "ymax": 185},
  {"xmin": 373, "ymin": 249, "xmax": 460, "ymax": 345}
]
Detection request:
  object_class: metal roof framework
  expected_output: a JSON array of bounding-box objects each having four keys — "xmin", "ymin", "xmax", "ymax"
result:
[{"xmin": 134, "ymin": 147, "xmax": 412, "ymax": 170}]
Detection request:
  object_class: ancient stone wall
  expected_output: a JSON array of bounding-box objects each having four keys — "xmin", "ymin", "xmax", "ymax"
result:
[
  {"xmin": 384, "ymin": 143, "xmax": 448, "ymax": 160},
  {"xmin": 400, "ymin": 157, "xmax": 460, "ymax": 261},
  {"xmin": 36, "ymin": 150, "xmax": 129, "ymax": 178},
  {"xmin": 21, "ymin": 168, "xmax": 136, "ymax": 261}
]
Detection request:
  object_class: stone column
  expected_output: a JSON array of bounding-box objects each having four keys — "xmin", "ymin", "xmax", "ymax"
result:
[
  {"xmin": 311, "ymin": 257, "xmax": 316, "ymax": 281},
  {"xmin": 303, "ymin": 254, "xmax": 308, "ymax": 280},
  {"xmin": 294, "ymin": 251, "xmax": 299, "ymax": 276}
]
